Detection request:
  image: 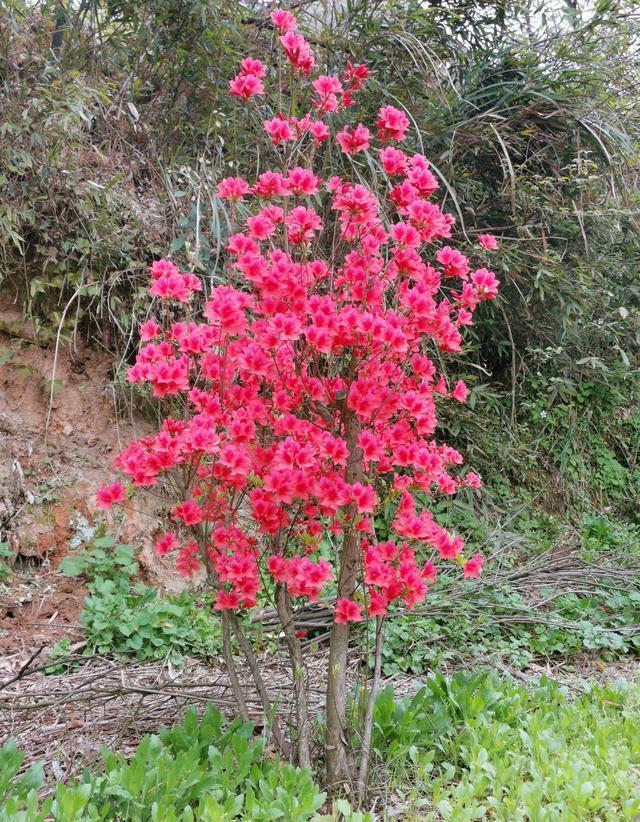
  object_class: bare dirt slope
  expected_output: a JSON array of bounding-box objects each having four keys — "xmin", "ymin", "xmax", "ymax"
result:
[{"xmin": 0, "ymin": 312, "xmax": 168, "ymax": 666}]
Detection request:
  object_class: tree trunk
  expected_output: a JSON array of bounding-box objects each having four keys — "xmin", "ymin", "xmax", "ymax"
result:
[
  {"xmin": 197, "ymin": 523, "xmax": 289, "ymax": 757},
  {"xmin": 325, "ymin": 412, "xmax": 363, "ymax": 792},
  {"xmin": 275, "ymin": 584, "xmax": 311, "ymax": 768},
  {"xmin": 221, "ymin": 610, "xmax": 249, "ymax": 722},
  {"xmin": 356, "ymin": 615, "xmax": 384, "ymax": 801},
  {"xmin": 228, "ymin": 610, "xmax": 290, "ymax": 758}
]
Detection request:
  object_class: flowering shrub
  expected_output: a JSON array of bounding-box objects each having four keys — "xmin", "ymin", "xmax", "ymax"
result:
[{"xmin": 97, "ymin": 7, "xmax": 500, "ymax": 792}]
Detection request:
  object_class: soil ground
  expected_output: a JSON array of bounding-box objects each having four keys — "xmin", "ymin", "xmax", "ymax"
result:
[{"xmin": 0, "ymin": 316, "xmax": 168, "ymax": 668}]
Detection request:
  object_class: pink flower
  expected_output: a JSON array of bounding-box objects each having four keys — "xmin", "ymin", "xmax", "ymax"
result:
[
  {"xmin": 261, "ymin": 205, "xmax": 284, "ymax": 223},
  {"xmin": 437, "ymin": 246, "xmax": 470, "ymax": 279},
  {"xmin": 375, "ymin": 105, "xmax": 410, "ymax": 142},
  {"xmin": 368, "ymin": 590, "xmax": 389, "ymax": 617},
  {"xmin": 450, "ymin": 379, "xmax": 468, "ymax": 403},
  {"xmin": 407, "ymin": 163, "xmax": 439, "ymax": 199},
  {"xmin": 204, "ymin": 285, "xmax": 253, "ymax": 336},
  {"xmin": 217, "ymin": 176, "xmax": 250, "ymax": 202},
  {"xmin": 229, "ymin": 72, "xmax": 264, "ymax": 100},
  {"xmin": 172, "ymin": 500, "xmax": 203, "ymax": 526},
  {"xmin": 154, "ymin": 532, "xmax": 179, "ymax": 556},
  {"xmin": 309, "ymin": 119, "xmax": 330, "ymax": 142},
  {"xmin": 463, "ymin": 553, "xmax": 484, "ymax": 579},
  {"xmin": 267, "ymin": 554, "xmax": 289, "ymax": 581},
  {"xmin": 148, "ymin": 269, "xmax": 201, "ymax": 303},
  {"xmin": 252, "ymin": 170, "xmax": 289, "ymax": 198},
  {"xmin": 264, "ymin": 116, "xmax": 295, "ymax": 145},
  {"xmin": 380, "ymin": 146, "xmax": 408, "ymax": 175},
  {"xmin": 268, "ymin": 554, "xmax": 333, "ymax": 600},
  {"xmin": 357, "ymin": 430, "xmax": 384, "ymax": 463},
  {"xmin": 214, "ymin": 589, "xmax": 241, "ymax": 610},
  {"xmin": 140, "ymin": 319, "xmax": 162, "ymax": 341},
  {"xmin": 286, "ymin": 166, "xmax": 321, "ymax": 196},
  {"xmin": 313, "ymin": 75, "xmax": 343, "ymax": 113},
  {"xmin": 350, "ymin": 482, "xmax": 378, "ymax": 513},
  {"xmin": 226, "ymin": 233, "xmax": 259, "ymax": 255},
  {"xmin": 390, "ymin": 222, "xmax": 421, "ymax": 248},
  {"xmin": 343, "ymin": 62, "xmax": 371, "ymax": 93},
  {"xmin": 176, "ymin": 542, "xmax": 201, "ymax": 578},
  {"xmin": 465, "ymin": 471, "xmax": 483, "ymax": 489},
  {"xmin": 471, "ymin": 268, "xmax": 500, "ymax": 300},
  {"xmin": 271, "ymin": 8, "xmax": 297, "ymax": 31},
  {"xmin": 422, "ymin": 561, "xmax": 437, "ymax": 584},
  {"xmin": 95, "ymin": 481, "xmax": 126, "ymax": 510},
  {"xmin": 433, "ymin": 376, "xmax": 448, "ymax": 395},
  {"xmin": 313, "ymin": 75, "xmax": 343, "ymax": 95},
  {"xmin": 286, "ymin": 206, "xmax": 323, "ymax": 244},
  {"xmin": 149, "ymin": 259, "xmax": 179, "ymax": 280},
  {"xmin": 478, "ymin": 233, "xmax": 498, "ymax": 250},
  {"xmin": 280, "ymin": 31, "xmax": 315, "ymax": 74},
  {"xmin": 240, "ymin": 58, "xmax": 266, "ymax": 78},
  {"xmin": 336, "ymin": 123, "xmax": 371, "ymax": 154},
  {"xmin": 246, "ymin": 214, "xmax": 276, "ymax": 240},
  {"xmin": 334, "ymin": 598, "xmax": 363, "ymax": 624}
]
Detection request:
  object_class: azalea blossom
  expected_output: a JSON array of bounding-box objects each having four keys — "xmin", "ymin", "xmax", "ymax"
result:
[
  {"xmin": 95, "ymin": 481, "xmax": 126, "ymax": 509},
  {"xmin": 375, "ymin": 105, "xmax": 410, "ymax": 142},
  {"xmin": 334, "ymin": 598, "xmax": 363, "ymax": 624},
  {"xmin": 463, "ymin": 553, "xmax": 484, "ymax": 579},
  {"xmin": 217, "ymin": 176, "xmax": 250, "ymax": 201},
  {"xmin": 100, "ymin": 17, "xmax": 501, "ymax": 634},
  {"xmin": 478, "ymin": 233, "xmax": 499, "ymax": 250},
  {"xmin": 271, "ymin": 8, "xmax": 297, "ymax": 31},
  {"xmin": 229, "ymin": 72, "xmax": 264, "ymax": 100},
  {"xmin": 336, "ymin": 123, "xmax": 371, "ymax": 154}
]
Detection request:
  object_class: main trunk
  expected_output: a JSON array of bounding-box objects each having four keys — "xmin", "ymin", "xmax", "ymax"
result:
[{"xmin": 325, "ymin": 412, "xmax": 362, "ymax": 791}]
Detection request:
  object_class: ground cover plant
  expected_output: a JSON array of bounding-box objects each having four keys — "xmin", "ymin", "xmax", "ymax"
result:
[
  {"xmin": 0, "ymin": 705, "xmax": 325, "ymax": 821},
  {"xmin": 367, "ymin": 671, "xmax": 640, "ymax": 821},
  {"xmin": 2, "ymin": 673, "xmax": 638, "ymax": 820},
  {"xmin": 56, "ymin": 536, "xmax": 222, "ymax": 665}
]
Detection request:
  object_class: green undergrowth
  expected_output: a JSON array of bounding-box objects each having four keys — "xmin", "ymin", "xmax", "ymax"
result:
[
  {"xmin": 368, "ymin": 671, "xmax": 640, "ymax": 821},
  {"xmin": 374, "ymin": 576, "xmax": 640, "ymax": 676},
  {"xmin": 4, "ymin": 673, "xmax": 638, "ymax": 821},
  {"xmin": 54, "ymin": 536, "xmax": 221, "ymax": 667},
  {"xmin": 0, "ymin": 706, "xmax": 325, "ymax": 821},
  {"xmin": 445, "ymin": 375, "xmax": 640, "ymax": 528},
  {"xmin": 365, "ymin": 508, "xmax": 640, "ymax": 676},
  {"xmin": 0, "ymin": 542, "xmax": 12, "ymax": 584}
]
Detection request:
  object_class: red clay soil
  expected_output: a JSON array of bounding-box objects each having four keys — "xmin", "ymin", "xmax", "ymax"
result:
[
  {"xmin": 0, "ymin": 572, "xmax": 87, "ymax": 655},
  {"xmin": 0, "ymin": 310, "xmax": 166, "ymax": 669}
]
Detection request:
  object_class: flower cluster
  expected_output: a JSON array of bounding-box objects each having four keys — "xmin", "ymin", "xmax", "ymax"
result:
[
  {"xmin": 229, "ymin": 57, "xmax": 266, "ymax": 100},
  {"xmin": 97, "ymin": 9, "xmax": 501, "ymax": 625}
]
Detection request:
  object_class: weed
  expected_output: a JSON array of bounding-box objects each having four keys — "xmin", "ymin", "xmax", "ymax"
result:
[
  {"xmin": 59, "ymin": 536, "xmax": 221, "ymax": 665},
  {"xmin": 369, "ymin": 671, "xmax": 640, "ymax": 820},
  {"xmin": 0, "ymin": 543, "xmax": 12, "ymax": 584},
  {"xmin": 0, "ymin": 706, "xmax": 325, "ymax": 821}
]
